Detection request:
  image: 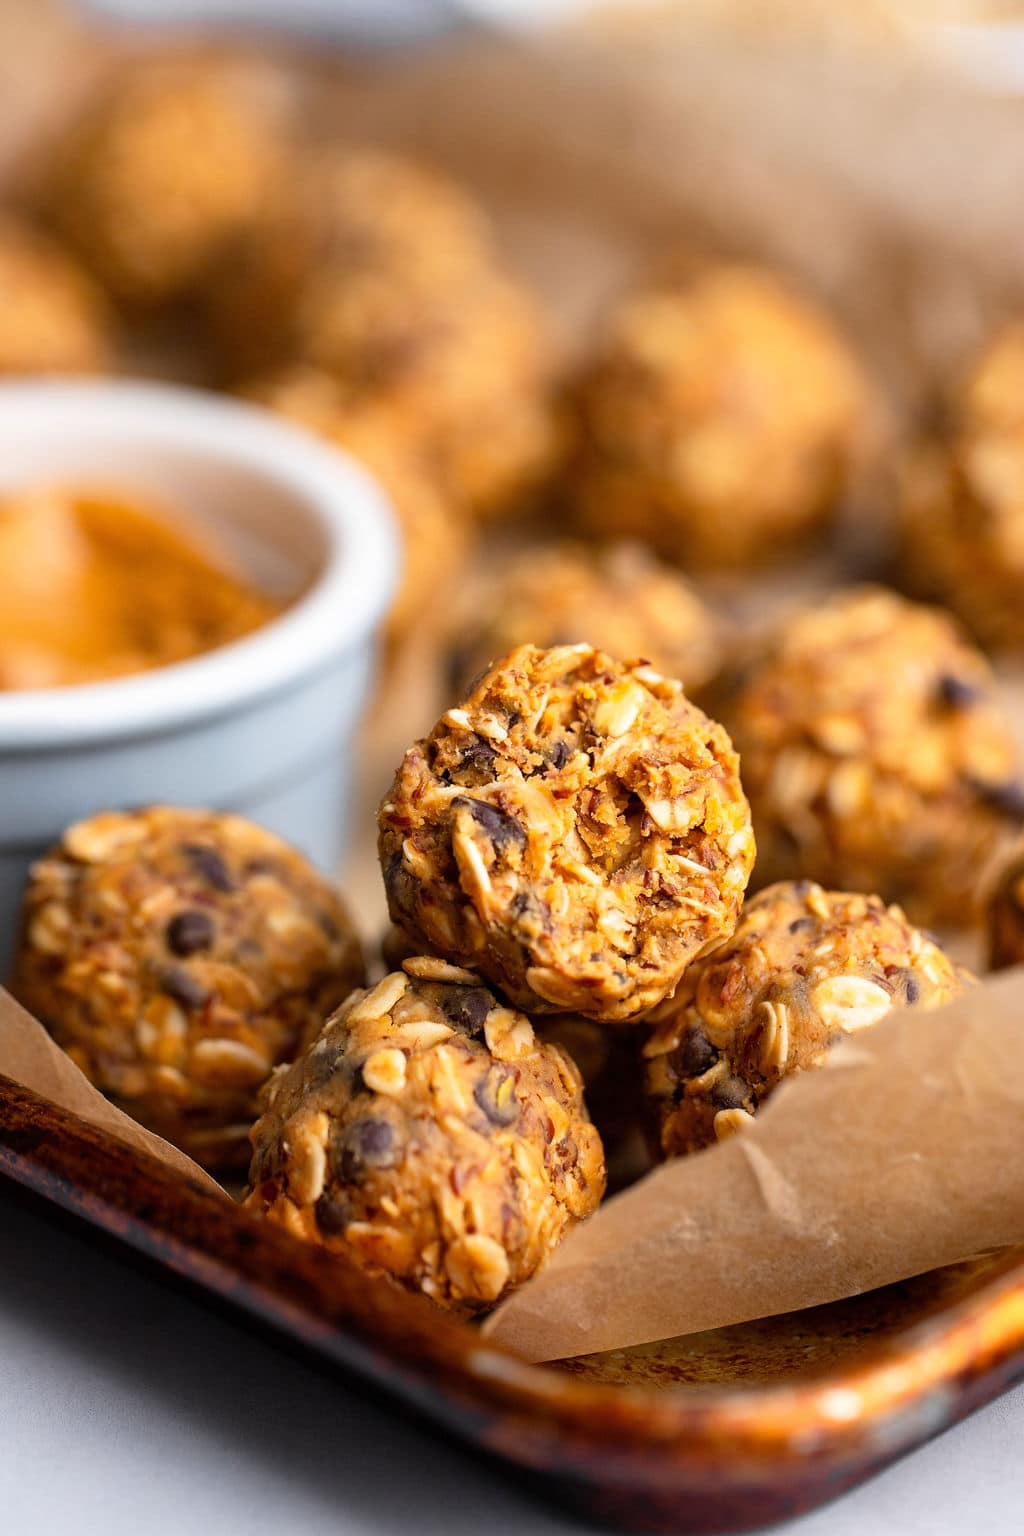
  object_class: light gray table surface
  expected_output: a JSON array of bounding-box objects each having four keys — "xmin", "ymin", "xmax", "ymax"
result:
[{"xmin": 1, "ymin": 1190, "xmax": 1021, "ymax": 1536}]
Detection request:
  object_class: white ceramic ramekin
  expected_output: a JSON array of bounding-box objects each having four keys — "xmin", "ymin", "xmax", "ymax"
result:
[{"xmin": 0, "ymin": 380, "xmax": 399, "ymax": 975}]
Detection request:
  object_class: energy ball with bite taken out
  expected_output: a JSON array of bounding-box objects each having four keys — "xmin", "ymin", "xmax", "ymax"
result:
[
  {"xmin": 644, "ymin": 880, "xmax": 972, "ymax": 1158},
  {"xmin": 900, "ymin": 321, "xmax": 1024, "ymax": 651},
  {"xmin": 12, "ymin": 808, "xmax": 364, "ymax": 1171},
  {"xmin": 447, "ymin": 540, "xmax": 722, "ymax": 702},
  {"xmin": 43, "ymin": 54, "xmax": 291, "ymax": 309},
  {"xmin": 245, "ymin": 957, "xmax": 605, "ymax": 1311},
  {"xmin": 571, "ymin": 264, "xmax": 866, "ymax": 569},
  {"xmin": 724, "ymin": 586, "xmax": 1021, "ymax": 928},
  {"xmin": 379, "ymin": 643, "xmax": 755, "ymax": 1023},
  {"xmin": 0, "ymin": 217, "xmax": 112, "ymax": 376}
]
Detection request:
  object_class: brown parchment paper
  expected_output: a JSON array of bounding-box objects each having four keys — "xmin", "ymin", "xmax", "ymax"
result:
[
  {"xmin": 484, "ymin": 969, "xmax": 1024, "ymax": 1361},
  {"xmin": 4, "ymin": 956, "xmax": 1024, "ymax": 1361}
]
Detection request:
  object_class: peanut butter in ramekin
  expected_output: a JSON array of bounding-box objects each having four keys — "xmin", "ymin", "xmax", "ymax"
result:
[{"xmin": 0, "ymin": 487, "xmax": 279, "ymax": 690}]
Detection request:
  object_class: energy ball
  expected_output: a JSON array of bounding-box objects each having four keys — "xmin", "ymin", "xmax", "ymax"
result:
[
  {"xmin": 379, "ymin": 643, "xmax": 755, "ymax": 1022},
  {"xmin": 987, "ymin": 846, "xmax": 1024, "ymax": 969},
  {"xmin": 210, "ymin": 146, "xmax": 495, "ymax": 380},
  {"xmin": 287, "ymin": 265, "xmax": 556, "ymax": 524},
  {"xmin": 377, "ymin": 923, "xmax": 648, "ymax": 1179},
  {"xmin": 245, "ymin": 367, "xmax": 466, "ymax": 650},
  {"xmin": 43, "ymin": 55, "xmax": 290, "ymax": 309},
  {"xmin": 210, "ymin": 147, "xmax": 559, "ymax": 522},
  {"xmin": 901, "ymin": 322, "xmax": 1024, "ymax": 650},
  {"xmin": 725, "ymin": 586, "xmax": 1021, "ymax": 927},
  {"xmin": 245, "ymin": 956, "xmax": 606, "ymax": 1311},
  {"xmin": 418, "ymin": 280, "xmax": 561, "ymax": 524},
  {"xmin": 447, "ymin": 540, "xmax": 722, "ymax": 702},
  {"xmin": 571, "ymin": 264, "xmax": 866, "ymax": 568},
  {"xmin": 644, "ymin": 880, "xmax": 972, "ymax": 1158},
  {"xmin": 12, "ymin": 808, "xmax": 364, "ymax": 1171},
  {"xmin": 0, "ymin": 217, "xmax": 112, "ymax": 375}
]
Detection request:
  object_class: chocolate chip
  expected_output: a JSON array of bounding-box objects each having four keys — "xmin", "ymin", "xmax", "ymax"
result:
[
  {"xmin": 888, "ymin": 966, "xmax": 921, "ymax": 1004},
  {"xmin": 183, "ymin": 843, "xmax": 235, "ymax": 893},
  {"xmin": 314, "ymin": 1195, "xmax": 352, "ymax": 1236},
  {"xmin": 166, "ymin": 909, "xmax": 215, "ymax": 957},
  {"xmin": 384, "ymin": 850, "xmax": 403, "ymax": 887},
  {"xmin": 937, "ymin": 674, "xmax": 981, "ymax": 709},
  {"xmin": 306, "ymin": 1046, "xmax": 345, "ymax": 1088},
  {"xmin": 439, "ymin": 986, "xmax": 493, "ymax": 1035},
  {"xmin": 249, "ymin": 1142, "xmax": 276, "ymax": 1184},
  {"xmin": 548, "ymin": 740, "xmax": 570, "ymax": 770},
  {"xmin": 452, "ymin": 796, "xmax": 526, "ymax": 851},
  {"xmin": 474, "ymin": 1066, "xmax": 519, "ymax": 1126},
  {"xmin": 159, "ymin": 965, "xmax": 210, "ymax": 1011},
  {"xmin": 675, "ymin": 1025, "xmax": 718, "ymax": 1078},
  {"xmin": 966, "ymin": 778, "xmax": 1024, "ymax": 820},
  {"xmin": 245, "ymin": 857, "xmax": 278, "ymax": 877},
  {"xmin": 459, "ymin": 739, "xmax": 498, "ymax": 777},
  {"xmin": 711, "ymin": 1076, "xmax": 750, "ymax": 1111},
  {"xmin": 788, "ymin": 916, "xmax": 816, "ymax": 934},
  {"xmin": 336, "ymin": 1118, "xmax": 403, "ymax": 1181}
]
